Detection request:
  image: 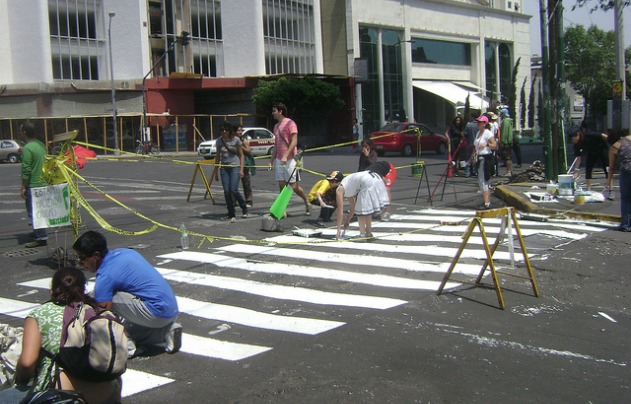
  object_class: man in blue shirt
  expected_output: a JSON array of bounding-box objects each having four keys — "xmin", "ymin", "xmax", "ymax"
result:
[{"xmin": 73, "ymin": 231, "xmax": 181, "ymax": 356}]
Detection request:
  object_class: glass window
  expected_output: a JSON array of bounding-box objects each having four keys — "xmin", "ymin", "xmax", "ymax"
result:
[{"xmin": 411, "ymin": 38, "xmax": 471, "ymax": 66}]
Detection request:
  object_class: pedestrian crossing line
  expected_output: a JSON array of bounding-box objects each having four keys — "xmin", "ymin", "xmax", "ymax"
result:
[
  {"xmin": 18, "ymin": 278, "xmax": 343, "ymax": 336},
  {"xmin": 0, "ymin": 293, "xmax": 273, "ymax": 362},
  {"xmin": 232, "ymin": 237, "xmax": 521, "ymax": 263},
  {"xmin": 177, "ymin": 296, "xmax": 345, "ymax": 335},
  {"xmin": 121, "ymin": 369, "xmax": 174, "ymax": 399},
  {"xmin": 159, "ymin": 251, "xmax": 463, "ymax": 290},
  {"xmin": 155, "ymin": 268, "xmax": 407, "ymax": 310},
  {"xmin": 393, "ymin": 213, "xmax": 608, "ymax": 233},
  {"xmin": 217, "ymin": 244, "xmax": 485, "ymax": 276}
]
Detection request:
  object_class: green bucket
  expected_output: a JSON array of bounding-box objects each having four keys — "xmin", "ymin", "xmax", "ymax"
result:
[
  {"xmin": 269, "ymin": 186, "xmax": 294, "ymax": 219},
  {"xmin": 411, "ymin": 161, "xmax": 424, "ymax": 177}
]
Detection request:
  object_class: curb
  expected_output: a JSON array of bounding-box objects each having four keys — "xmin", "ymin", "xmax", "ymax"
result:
[{"xmin": 495, "ymin": 183, "xmax": 621, "ymax": 223}]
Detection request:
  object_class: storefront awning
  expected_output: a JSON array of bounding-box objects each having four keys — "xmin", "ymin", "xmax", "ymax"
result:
[{"xmin": 412, "ymin": 80, "xmax": 489, "ymax": 110}]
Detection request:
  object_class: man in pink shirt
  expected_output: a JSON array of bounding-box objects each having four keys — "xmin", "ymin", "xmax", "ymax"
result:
[{"xmin": 269, "ymin": 102, "xmax": 310, "ymax": 216}]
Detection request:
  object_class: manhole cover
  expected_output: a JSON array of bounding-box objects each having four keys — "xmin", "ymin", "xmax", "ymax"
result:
[{"xmin": 2, "ymin": 249, "xmax": 42, "ymax": 258}]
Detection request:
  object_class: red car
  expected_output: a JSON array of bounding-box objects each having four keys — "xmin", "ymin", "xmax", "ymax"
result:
[{"xmin": 370, "ymin": 122, "xmax": 448, "ymax": 157}]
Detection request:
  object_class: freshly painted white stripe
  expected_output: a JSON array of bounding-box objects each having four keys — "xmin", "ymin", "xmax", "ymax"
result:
[
  {"xmin": 130, "ymin": 196, "xmax": 188, "ymax": 201},
  {"xmin": 245, "ymin": 237, "xmax": 521, "ymax": 262},
  {"xmin": 0, "ymin": 209, "xmax": 26, "ymax": 214},
  {"xmin": 217, "ymin": 244, "xmax": 492, "ymax": 275},
  {"xmin": 18, "ymin": 279, "xmax": 344, "ymax": 335},
  {"xmin": 159, "ymin": 251, "xmax": 465, "ymax": 288},
  {"xmin": 121, "ymin": 369, "xmax": 174, "ymax": 398},
  {"xmin": 0, "ymin": 292, "xmax": 272, "ymax": 362},
  {"xmin": 156, "ymin": 268, "xmax": 406, "ymax": 310},
  {"xmin": 177, "ymin": 296, "xmax": 344, "ymax": 335},
  {"xmin": 180, "ymin": 333, "xmax": 272, "ymax": 361}
]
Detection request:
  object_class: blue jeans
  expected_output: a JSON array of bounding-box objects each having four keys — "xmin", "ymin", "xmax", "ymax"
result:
[
  {"xmin": 220, "ymin": 167, "xmax": 247, "ymax": 218},
  {"xmin": 25, "ymin": 187, "xmax": 48, "ymax": 240},
  {"xmin": 620, "ymin": 170, "xmax": 631, "ymax": 230}
]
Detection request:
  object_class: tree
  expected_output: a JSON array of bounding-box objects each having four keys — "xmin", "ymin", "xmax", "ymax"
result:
[
  {"xmin": 564, "ymin": 25, "xmax": 631, "ymax": 119},
  {"xmin": 252, "ymin": 77, "xmax": 345, "ymax": 145},
  {"xmin": 573, "ymin": 0, "xmax": 631, "ymax": 12},
  {"xmin": 508, "ymin": 57, "xmax": 521, "ymax": 120},
  {"xmin": 520, "ymin": 77, "xmax": 527, "ymax": 129},
  {"xmin": 528, "ymin": 77, "xmax": 536, "ymax": 129}
]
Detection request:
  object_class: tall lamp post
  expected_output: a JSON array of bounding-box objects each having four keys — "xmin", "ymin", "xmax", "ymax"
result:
[{"xmin": 108, "ymin": 12, "xmax": 118, "ymax": 155}]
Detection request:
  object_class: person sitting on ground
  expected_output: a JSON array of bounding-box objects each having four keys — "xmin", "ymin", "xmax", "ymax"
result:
[
  {"xmin": 0, "ymin": 267, "xmax": 121, "ymax": 404},
  {"xmin": 308, "ymin": 171, "xmax": 344, "ymax": 227},
  {"xmin": 365, "ymin": 160, "xmax": 396, "ymax": 221},
  {"xmin": 73, "ymin": 230, "xmax": 182, "ymax": 357},
  {"xmin": 336, "ymin": 170, "xmax": 389, "ymax": 240}
]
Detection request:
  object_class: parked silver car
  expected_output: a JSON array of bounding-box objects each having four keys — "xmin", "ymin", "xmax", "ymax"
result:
[
  {"xmin": 197, "ymin": 127, "xmax": 275, "ymax": 159},
  {"xmin": 0, "ymin": 139, "xmax": 23, "ymax": 163}
]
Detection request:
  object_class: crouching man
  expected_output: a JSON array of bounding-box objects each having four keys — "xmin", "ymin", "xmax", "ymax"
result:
[{"xmin": 73, "ymin": 230, "xmax": 182, "ymax": 356}]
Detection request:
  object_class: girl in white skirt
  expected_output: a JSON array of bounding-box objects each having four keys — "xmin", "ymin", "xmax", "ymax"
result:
[{"xmin": 335, "ymin": 171, "xmax": 389, "ymax": 239}]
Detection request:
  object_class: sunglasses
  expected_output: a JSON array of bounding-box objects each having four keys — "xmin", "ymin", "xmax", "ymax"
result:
[{"xmin": 77, "ymin": 253, "xmax": 93, "ymax": 263}]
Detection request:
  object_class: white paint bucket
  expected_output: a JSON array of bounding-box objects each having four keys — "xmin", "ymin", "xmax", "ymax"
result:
[{"xmin": 558, "ymin": 174, "xmax": 574, "ymax": 196}]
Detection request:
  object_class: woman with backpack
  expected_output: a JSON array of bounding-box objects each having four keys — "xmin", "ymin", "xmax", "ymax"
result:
[{"xmin": 0, "ymin": 267, "xmax": 121, "ymax": 403}]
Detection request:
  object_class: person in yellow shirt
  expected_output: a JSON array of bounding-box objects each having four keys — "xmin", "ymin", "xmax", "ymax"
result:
[{"xmin": 308, "ymin": 171, "xmax": 344, "ymax": 227}]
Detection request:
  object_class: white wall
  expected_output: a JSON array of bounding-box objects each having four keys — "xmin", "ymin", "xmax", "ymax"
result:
[
  {"xmin": 105, "ymin": 0, "xmax": 149, "ymax": 80},
  {"xmin": 222, "ymin": 0, "xmax": 266, "ymax": 77}
]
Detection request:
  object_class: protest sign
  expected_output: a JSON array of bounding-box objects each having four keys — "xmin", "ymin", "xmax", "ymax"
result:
[{"xmin": 32, "ymin": 183, "xmax": 71, "ymax": 229}]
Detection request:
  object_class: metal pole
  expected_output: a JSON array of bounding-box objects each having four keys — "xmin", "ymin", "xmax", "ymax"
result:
[
  {"xmin": 108, "ymin": 12, "xmax": 118, "ymax": 155},
  {"xmin": 615, "ymin": 0, "xmax": 626, "ymax": 101},
  {"xmin": 540, "ymin": 0, "xmax": 553, "ymax": 180},
  {"xmin": 556, "ymin": 0, "xmax": 568, "ymax": 173}
]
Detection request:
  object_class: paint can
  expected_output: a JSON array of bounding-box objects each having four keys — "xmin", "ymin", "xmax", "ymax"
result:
[
  {"xmin": 574, "ymin": 189, "xmax": 587, "ymax": 205},
  {"xmin": 546, "ymin": 183, "xmax": 558, "ymax": 195},
  {"xmin": 558, "ymin": 174, "xmax": 574, "ymax": 196}
]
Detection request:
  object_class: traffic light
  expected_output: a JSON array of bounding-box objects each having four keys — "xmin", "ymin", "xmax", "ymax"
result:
[{"xmin": 181, "ymin": 31, "xmax": 190, "ymax": 46}]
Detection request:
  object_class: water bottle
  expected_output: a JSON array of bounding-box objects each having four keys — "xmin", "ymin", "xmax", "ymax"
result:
[{"xmin": 179, "ymin": 222, "xmax": 189, "ymax": 250}]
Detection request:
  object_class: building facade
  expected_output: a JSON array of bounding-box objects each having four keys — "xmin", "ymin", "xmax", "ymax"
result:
[{"xmin": 0, "ymin": 0, "xmax": 531, "ymax": 150}]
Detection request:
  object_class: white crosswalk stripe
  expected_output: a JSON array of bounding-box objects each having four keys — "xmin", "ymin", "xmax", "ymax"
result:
[{"xmin": 0, "ymin": 209, "xmax": 610, "ymax": 398}]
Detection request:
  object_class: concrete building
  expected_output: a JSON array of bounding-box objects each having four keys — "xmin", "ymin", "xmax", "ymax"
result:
[{"xmin": 0, "ymin": 0, "xmax": 531, "ymax": 150}]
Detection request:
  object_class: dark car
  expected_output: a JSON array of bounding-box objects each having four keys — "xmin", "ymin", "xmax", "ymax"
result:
[
  {"xmin": 0, "ymin": 139, "xmax": 23, "ymax": 163},
  {"xmin": 370, "ymin": 122, "xmax": 448, "ymax": 157}
]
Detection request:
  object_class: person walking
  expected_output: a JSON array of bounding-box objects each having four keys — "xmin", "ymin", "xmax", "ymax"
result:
[
  {"xmin": 20, "ymin": 122, "xmax": 48, "ymax": 248},
  {"xmin": 214, "ymin": 121, "xmax": 249, "ymax": 221},
  {"xmin": 581, "ymin": 120, "xmax": 609, "ymax": 191},
  {"xmin": 358, "ymin": 139, "xmax": 378, "ymax": 171},
  {"xmin": 73, "ymin": 230, "xmax": 182, "ymax": 357},
  {"xmin": 606, "ymin": 129, "xmax": 631, "ymax": 231},
  {"xmin": 445, "ymin": 115, "xmax": 465, "ymax": 176},
  {"xmin": 235, "ymin": 124, "xmax": 254, "ymax": 207},
  {"xmin": 269, "ymin": 102, "xmax": 310, "ymax": 216},
  {"xmin": 473, "ymin": 115, "xmax": 497, "ymax": 209},
  {"xmin": 499, "ymin": 108, "xmax": 514, "ymax": 176},
  {"xmin": 462, "ymin": 113, "xmax": 479, "ymax": 177}
]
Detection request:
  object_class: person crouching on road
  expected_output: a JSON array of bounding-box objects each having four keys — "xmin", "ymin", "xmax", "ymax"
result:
[
  {"xmin": 474, "ymin": 115, "xmax": 497, "ymax": 209},
  {"xmin": 335, "ymin": 171, "xmax": 389, "ymax": 240},
  {"xmin": 308, "ymin": 171, "xmax": 344, "ymax": 227},
  {"xmin": 73, "ymin": 230, "xmax": 182, "ymax": 357}
]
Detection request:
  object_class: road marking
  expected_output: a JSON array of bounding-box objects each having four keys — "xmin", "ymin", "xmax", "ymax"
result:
[
  {"xmin": 159, "ymin": 251, "xmax": 464, "ymax": 289},
  {"xmin": 121, "ymin": 369, "xmax": 174, "ymax": 398},
  {"xmin": 156, "ymin": 268, "xmax": 407, "ymax": 310},
  {"xmin": 18, "ymin": 278, "xmax": 344, "ymax": 336}
]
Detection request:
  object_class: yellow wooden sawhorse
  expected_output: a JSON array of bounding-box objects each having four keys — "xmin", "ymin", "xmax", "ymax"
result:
[
  {"xmin": 437, "ymin": 206, "xmax": 540, "ymax": 310},
  {"xmin": 186, "ymin": 159, "xmax": 217, "ymax": 204}
]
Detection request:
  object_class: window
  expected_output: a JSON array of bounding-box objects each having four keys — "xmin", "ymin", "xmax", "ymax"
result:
[
  {"xmin": 49, "ymin": 0, "xmax": 103, "ymax": 80},
  {"xmin": 263, "ymin": 0, "xmax": 316, "ymax": 74},
  {"xmin": 411, "ymin": 38, "xmax": 471, "ymax": 66}
]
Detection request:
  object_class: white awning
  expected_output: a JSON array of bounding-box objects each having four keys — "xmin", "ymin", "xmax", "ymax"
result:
[{"xmin": 412, "ymin": 80, "xmax": 489, "ymax": 110}]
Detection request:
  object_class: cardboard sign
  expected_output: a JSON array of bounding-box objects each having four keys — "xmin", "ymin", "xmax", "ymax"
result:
[{"xmin": 32, "ymin": 183, "xmax": 71, "ymax": 229}]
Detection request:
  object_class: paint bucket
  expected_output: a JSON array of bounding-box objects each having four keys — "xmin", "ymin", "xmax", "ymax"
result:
[
  {"xmin": 411, "ymin": 161, "xmax": 423, "ymax": 176},
  {"xmin": 557, "ymin": 174, "xmax": 574, "ymax": 196},
  {"xmin": 546, "ymin": 183, "xmax": 558, "ymax": 195},
  {"xmin": 269, "ymin": 186, "xmax": 294, "ymax": 219},
  {"xmin": 574, "ymin": 189, "xmax": 587, "ymax": 205}
]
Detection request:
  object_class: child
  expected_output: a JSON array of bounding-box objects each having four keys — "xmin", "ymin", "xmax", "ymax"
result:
[
  {"xmin": 308, "ymin": 171, "xmax": 344, "ymax": 227},
  {"xmin": 365, "ymin": 161, "xmax": 396, "ymax": 221},
  {"xmin": 336, "ymin": 171, "xmax": 389, "ymax": 240}
]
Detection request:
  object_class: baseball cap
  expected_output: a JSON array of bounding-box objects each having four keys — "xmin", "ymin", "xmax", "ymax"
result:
[
  {"xmin": 500, "ymin": 108, "xmax": 510, "ymax": 117},
  {"xmin": 487, "ymin": 112, "xmax": 498, "ymax": 120},
  {"xmin": 476, "ymin": 115, "xmax": 489, "ymax": 123},
  {"xmin": 327, "ymin": 171, "xmax": 344, "ymax": 182}
]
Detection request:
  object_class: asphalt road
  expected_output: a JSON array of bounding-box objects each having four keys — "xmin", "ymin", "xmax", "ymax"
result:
[{"xmin": 0, "ymin": 145, "xmax": 628, "ymax": 403}]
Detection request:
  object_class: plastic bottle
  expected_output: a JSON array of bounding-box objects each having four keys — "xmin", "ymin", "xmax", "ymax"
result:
[{"xmin": 179, "ymin": 222, "xmax": 189, "ymax": 250}]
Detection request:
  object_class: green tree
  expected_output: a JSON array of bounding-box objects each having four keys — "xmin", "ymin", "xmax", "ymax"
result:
[
  {"xmin": 252, "ymin": 77, "xmax": 345, "ymax": 146},
  {"xmin": 520, "ymin": 77, "xmax": 527, "ymax": 129},
  {"xmin": 573, "ymin": 0, "xmax": 631, "ymax": 12},
  {"xmin": 528, "ymin": 77, "xmax": 536, "ymax": 129},
  {"xmin": 564, "ymin": 24, "xmax": 630, "ymax": 119},
  {"xmin": 508, "ymin": 57, "xmax": 521, "ymax": 120}
]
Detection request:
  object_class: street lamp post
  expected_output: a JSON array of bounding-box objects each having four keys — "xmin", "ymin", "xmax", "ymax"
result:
[{"xmin": 108, "ymin": 12, "xmax": 119, "ymax": 155}]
